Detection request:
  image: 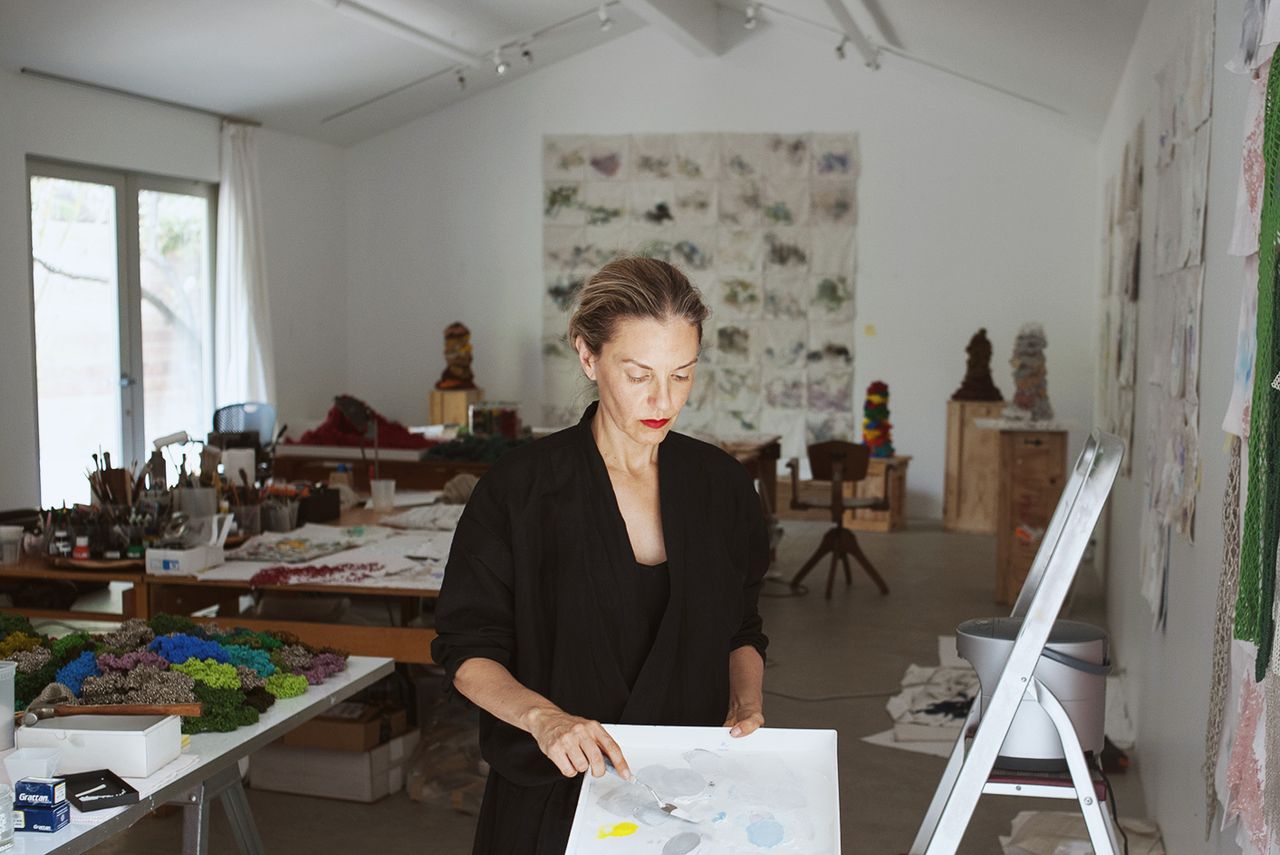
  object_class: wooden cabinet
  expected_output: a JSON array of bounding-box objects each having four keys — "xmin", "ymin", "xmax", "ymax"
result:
[
  {"xmin": 996, "ymin": 429, "xmax": 1067, "ymax": 605},
  {"xmin": 847, "ymin": 456, "xmax": 911, "ymax": 533},
  {"xmin": 943, "ymin": 400, "xmax": 1004, "ymax": 534}
]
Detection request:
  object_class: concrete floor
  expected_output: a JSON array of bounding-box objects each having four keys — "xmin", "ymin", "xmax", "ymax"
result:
[{"xmin": 88, "ymin": 519, "xmax": 1145, "ymax": 854}]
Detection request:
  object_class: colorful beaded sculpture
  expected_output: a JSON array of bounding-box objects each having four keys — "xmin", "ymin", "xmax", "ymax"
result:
[{"xmin": 862, "ymin": 381, "xmax": 894, "ymax": 458}]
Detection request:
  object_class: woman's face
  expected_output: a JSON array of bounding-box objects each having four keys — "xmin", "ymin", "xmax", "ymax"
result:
[{"xmin": 577, "ymin": 316, "xmax": 700, "ymax": 448}]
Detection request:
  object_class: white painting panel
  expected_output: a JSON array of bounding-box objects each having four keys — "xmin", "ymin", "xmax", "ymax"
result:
[{"xmin": 566, "ymin": 725, "xmax": 840, "ymax": 855}]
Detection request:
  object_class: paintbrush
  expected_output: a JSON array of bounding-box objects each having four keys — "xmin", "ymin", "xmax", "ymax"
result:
[{"xmin": 604, "ymin": 759, "xmax": 698, "ymax": 823}]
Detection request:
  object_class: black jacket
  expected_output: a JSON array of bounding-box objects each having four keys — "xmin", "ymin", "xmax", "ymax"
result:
[{"xmin": 431, "ymin": 403, "xmax": 770, "ymax": 787}]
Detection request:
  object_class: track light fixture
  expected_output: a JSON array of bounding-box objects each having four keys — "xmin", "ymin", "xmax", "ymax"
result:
[
  {"xmin": 521, "ymin": 46, "xmax": 534, "ymax": 64},
  {"xmin": 598, "ymin": 3, "xmax": 613, "ymax": 31},
  {"xmin": 493, "ymin": 47, "xmax": 508, "ymax": 75},
  {"xmin": 744, "ymin": 3, "xmax": 758, "ymax": 29},
  {"xmin": 456, "ymin": 69, "xmax": 466, "ymax": 90},
  {"xmin": 835, "ymin": 36, "xmax": 848, "ymax": 60}
]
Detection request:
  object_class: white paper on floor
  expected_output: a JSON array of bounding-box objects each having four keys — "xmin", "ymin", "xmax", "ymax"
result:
[
  {"xmin": 860, "ymin": 729, "xmax": 955, "ymax": 759},
  {"xmin": 862, "ymin": 635, "xmax": 978, "ymax": 755},
  {"xmin": 999, "ymin": 810, "xmax": 1164, "ymax": 855}
]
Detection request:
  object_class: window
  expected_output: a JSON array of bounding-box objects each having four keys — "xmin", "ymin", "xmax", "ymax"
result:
[{"xmin": 28, "ymin": 160, "xmax": 216, "ymax": 506}]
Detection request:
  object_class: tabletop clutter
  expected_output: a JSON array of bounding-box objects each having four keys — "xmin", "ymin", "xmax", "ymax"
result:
[{"xmin": 0, "ymin": 608, "xmax": 357, "ymax": 841}]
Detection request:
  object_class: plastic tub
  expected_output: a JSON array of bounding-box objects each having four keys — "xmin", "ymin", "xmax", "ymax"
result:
[
  {"xmin": 0, "ymin": 526, "xmax": 21, "ymax": 567},
  {"xmin": 0, "ymin": 662, "xmax": 12, "ymax": 751},
  {"xmin": 3, "ymin": 748, "xmax": 61, "ymax": 783}
]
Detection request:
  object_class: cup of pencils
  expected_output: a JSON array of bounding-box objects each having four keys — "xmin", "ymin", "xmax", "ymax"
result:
[{"xmin": 231, "ymin": 504, "xmax": 262, "ymax": 538}]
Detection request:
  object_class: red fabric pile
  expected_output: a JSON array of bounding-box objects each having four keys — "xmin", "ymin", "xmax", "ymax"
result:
[{"xmin": 290, "ymin": 396, "xmax": 435, "ymax": 449}]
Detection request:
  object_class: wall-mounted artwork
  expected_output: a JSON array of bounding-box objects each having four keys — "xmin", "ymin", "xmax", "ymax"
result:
[
  {"xmin": 564, "ymin": 725, "xmax": 840, "ymax": 855},
  {"xmin": 542, "ymin": 134, "xmax": 859, "ymax": 459},
  {"xmin": 1140, "ymin": 0, "xmax": 1213, "ymax": 628},
  {"xmin": 1095, "ymin": 121, "xmax": 1143, "ymax": 478}
]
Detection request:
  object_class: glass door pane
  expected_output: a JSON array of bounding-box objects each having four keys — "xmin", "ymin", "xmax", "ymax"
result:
[
  {"xmin": 137, "ymin": 188, "xmax": 213, "ymax": 458},
  {"xmin": 29, "ymin": 175, "xmax": 124, "ymax": 507}
]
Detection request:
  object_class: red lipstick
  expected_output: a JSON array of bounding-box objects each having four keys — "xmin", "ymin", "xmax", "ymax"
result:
[{"xmin": 641, "ymin": 418, "xmax": 670, "ymax": 429}]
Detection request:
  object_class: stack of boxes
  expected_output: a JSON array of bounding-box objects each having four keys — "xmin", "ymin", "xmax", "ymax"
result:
[{"xmin": 14, "ymin": 777, "xmax": 69, "ymax": 834}]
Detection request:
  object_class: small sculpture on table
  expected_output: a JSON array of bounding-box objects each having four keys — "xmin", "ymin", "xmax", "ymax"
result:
[
  {"xmin": 951, "ymin": 328, "xmax": 1003, "ymax": 402},
  {"xmin": 1003, "ymin": 323, "xmax": 1053, "ymax": 422},
  {"xmin": 437, "ymin": 322, "xmax": 476, "ymax": 390},
  {"xmin": 862, "ymin": 380, "xmax": 895, "ymax": 458}
]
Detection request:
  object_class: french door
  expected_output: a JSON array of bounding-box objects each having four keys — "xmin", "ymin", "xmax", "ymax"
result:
[{"xmin": 28, "ymin": 159, "xmax": 216, "ymax": 506}]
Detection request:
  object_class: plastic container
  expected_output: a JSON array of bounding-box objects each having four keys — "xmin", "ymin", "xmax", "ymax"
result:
[
  {"xmin": 231, "ymin": 504, "xmax": 262, "ymax": 538},
  {"xmin": 0, "ymin": 662, "xmax": 13, "ymax": 751},
  {"xmin": 3, "ymin": 749, "xmax": 62, "ymax": 783},
  {"xmin": 370, "ymin": 479, "xmax": 396, "ymax": 513},
  {"xmin": 0, "ymin": 783, "xmax": 13, "ymax": 849},
  {"xmin": 956, "ymin": 617, "xmax": 1108, "ymax": 772},
  {"xmin": 0, "ymin": 527, "xmax": 21, "ymax": 566}
]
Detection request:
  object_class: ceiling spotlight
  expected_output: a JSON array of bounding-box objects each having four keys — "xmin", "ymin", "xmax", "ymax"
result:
[
  {"xmin": 835, "ymin": 37, "xmax": 848, "ymax": 60},
  {"xmin": 456, "ymin": 69, "xmax": 466, "ymax": 90},
  {"xmin": 493, "ymin": 48, "xmax": 509, "ymax": 75},
  {"xmin": 598, "ymin": 3, "xmax": 613, "ymax": 31},
  {"xmin": 521, "ymin": 46, "xmax": 533, "ymax": 64},
  {"xmin": 744, "ymin": 3, "xmax": 758, "ymax": 29}
]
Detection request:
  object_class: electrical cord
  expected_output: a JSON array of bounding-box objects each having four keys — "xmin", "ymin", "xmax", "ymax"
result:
[
  {"xmin": 764, "ymin": 688, "xmax": 896, "ymax": 702},
  {"xmin": 759, "ymin": 573, "xmax": 808, "ymax": 598}
]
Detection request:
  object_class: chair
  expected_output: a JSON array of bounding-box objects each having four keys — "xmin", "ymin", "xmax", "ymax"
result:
[
  {"xmin": 212, "ymin": 402, "xmax": 277, "ymax": 447},
  {"xmin": 786, "ymin": 440, "xmax": 895, "ymax": 598}
]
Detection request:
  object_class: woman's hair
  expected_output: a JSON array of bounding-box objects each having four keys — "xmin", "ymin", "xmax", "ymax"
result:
[{"xmin": 568, "ymin": 257, "xmax": 710, "ymax": 355}]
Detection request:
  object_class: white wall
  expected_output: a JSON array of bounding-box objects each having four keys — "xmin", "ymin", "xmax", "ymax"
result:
[
  {"xmin": 0, "ymin": 69, "xmax": 346, "ymax": 508},
  {"xmin": 1098, "ymin": 0, "xmax": 1247, "ymax": 851},
  {"xmin": 343, "ymin": 20, "xmax": 1098, "ymax": 519}
]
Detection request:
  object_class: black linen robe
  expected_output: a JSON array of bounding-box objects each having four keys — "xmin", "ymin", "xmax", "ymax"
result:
[{"xmin": 431, "ymin": 403, "xmax": 770, "ymax": 854}]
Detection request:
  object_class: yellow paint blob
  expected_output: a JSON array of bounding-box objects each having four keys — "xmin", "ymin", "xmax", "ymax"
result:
[{"xmin": 597, "ymin": 822, "xmax": 640, "ymax": 839}]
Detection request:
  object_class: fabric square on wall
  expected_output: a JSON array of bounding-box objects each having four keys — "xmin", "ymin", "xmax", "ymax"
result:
[
  {"xmin": 757, "ymin": 318, "xmax": 809, "ymax": 367},
  {"xmin": 675, "ymin": 133, "xmax": 720, "ymax": 180},
  {"xmin": 586, "ymin": 135, "xmax": 629, "ymax": 180},
  {"xmin": 715, "ymin": 275, "xmax": 763, "ymax": 319},
  {"xmin": 631, "ymin": 134, "xmax": 677, "ymax": 179},
  {"xmin": 544, "ymin": 135, "xmax": 587, "ymax": 180}
]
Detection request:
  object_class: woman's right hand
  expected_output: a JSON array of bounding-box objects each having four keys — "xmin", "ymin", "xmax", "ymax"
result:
[{"xmin": 525, "ymin": 707, "xmax": 631, "ymax": 780}]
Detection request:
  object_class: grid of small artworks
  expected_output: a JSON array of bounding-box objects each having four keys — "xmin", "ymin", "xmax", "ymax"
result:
[{"xmin": 542, "ymin": 133, "xmax": 858, "ymax": 458}]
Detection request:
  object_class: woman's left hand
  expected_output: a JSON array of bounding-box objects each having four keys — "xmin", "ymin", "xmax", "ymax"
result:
[{"xmin": 723, "ymin": 703, "xmax": 764, "ymax": 738}]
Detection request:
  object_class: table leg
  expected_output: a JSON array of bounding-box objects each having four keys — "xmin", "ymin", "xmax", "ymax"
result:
[
  {"xmin": 219, "ymin": 774, "xmax": 265, "ymax": 855},
  {"xmin": 400, "ymin": 596, "xmax": 422, "ymax": 626},
  {"xmin": 180, "ymin": 781, "xmax": 211, "ymax": 855},
  {"xmin": 122, "ymin": 580, "xmax": 150, "ymax": 619},
  {"xmin": 176, "ymin": 763, "xmax": 264, "ymax": 855}
]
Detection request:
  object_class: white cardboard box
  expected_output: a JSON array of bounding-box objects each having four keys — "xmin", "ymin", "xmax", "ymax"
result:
[
  {"xmin": 146, "ymin": 514, "xmax": 232, "ymax": 576},
  {"xmin": 15, "ymin": 714, "xmax": 182, "ymax": 778},
  {"xmin": 249, "ymin": 730, "xmax": 420, "ymax": 802}
]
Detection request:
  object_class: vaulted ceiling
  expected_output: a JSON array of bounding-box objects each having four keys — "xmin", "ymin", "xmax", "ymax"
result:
[{"xmin": 0, "ymin": 0, "xmax": 1149, "ymax": 146}]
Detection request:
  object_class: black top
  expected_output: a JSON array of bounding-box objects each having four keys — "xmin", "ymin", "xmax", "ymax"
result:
[
  {"xmin": 431, "ymin": 402, "xmax": 770, "ymax": 788},
  {"xmin": 626, "ymin": 560, "xmax": 670, "ymax": 688}
]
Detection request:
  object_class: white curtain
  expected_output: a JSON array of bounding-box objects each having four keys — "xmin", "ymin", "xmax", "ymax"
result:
[{"xmin": 214, "ymin": 122, "xmax": 276, "ymax": 406}]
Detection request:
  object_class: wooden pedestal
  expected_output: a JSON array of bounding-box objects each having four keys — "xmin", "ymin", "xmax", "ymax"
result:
[
  {"xmin": 996, "ymin": 429, "xmax": 1067, "ymax": 605},
  {"xmin": 428, "ymin": 387, "xmax": 484, "ymax": 426},
  {"xmin": 943, "ymin": 400, "xmax": 1005, "ymax": 534}
]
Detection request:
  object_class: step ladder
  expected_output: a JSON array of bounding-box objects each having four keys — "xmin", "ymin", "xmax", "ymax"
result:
[{"xmin": 910, "ymin": 430, "xmax": 1125, "ymax": 855}]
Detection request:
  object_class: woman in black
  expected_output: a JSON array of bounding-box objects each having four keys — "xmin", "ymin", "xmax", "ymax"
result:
[{"xmin": 431, "ymin": 257, "xmax": 770, "ymax": 854}]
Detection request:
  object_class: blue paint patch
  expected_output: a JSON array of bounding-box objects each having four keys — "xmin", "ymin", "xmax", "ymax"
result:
[
  {"xmin": 712, "ymin": 812, "xmax": 726, "ymax": 824},
  {"xmin": 746, "ymin": 819, "xmax": 784, "ymax": 848}
]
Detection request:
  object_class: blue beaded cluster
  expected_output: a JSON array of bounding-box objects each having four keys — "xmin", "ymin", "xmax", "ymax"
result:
[{"xmin": 148, "ymin": 633, "xmax": 231, "ymax": 665}]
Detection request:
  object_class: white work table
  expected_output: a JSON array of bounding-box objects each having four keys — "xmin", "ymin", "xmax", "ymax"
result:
[{"xmin": 2, "ymin": 655, "xmax": 394, "ymax": 855}]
